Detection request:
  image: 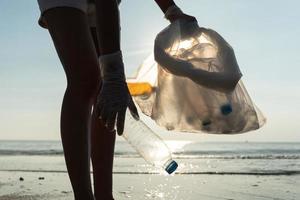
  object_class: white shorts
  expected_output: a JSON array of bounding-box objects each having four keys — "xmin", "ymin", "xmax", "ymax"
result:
[{"xmin": 37, "ymin": 0, "xmax": 96, "ymax": 28}]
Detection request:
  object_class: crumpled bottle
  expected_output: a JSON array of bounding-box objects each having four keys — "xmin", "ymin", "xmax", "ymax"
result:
[
  {"xmin": 123, "ymin": 110, "xmax": 178, "ymax": 174},
  {"xmin": 129, "ymin": 19, "xmax": 266, "ymax": 134}
]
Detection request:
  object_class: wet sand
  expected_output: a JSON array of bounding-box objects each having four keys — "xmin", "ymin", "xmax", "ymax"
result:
[{"xmin": 0, "ymin": 171, "xmax": 299, "ymax": 200}]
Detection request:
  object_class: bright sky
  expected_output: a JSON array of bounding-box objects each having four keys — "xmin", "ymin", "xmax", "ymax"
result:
[{"xmin": 0, "ymin": 0, "xmax": 299, "ymax": 142}]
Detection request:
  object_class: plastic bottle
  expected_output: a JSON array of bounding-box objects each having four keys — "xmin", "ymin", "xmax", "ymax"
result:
[{"xmin": 123, "ymin": 111, "xmax": 178, "ymax": 174}]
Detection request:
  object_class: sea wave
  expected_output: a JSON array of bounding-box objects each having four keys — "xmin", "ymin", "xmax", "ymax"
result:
[
  {"xmin": 0, "ymin": 150, "xmax": 63, "ymax": 156},
  {"xmin": 1, "ymin": 150, "xmax": 300, "ymax": 160},
  {"xmin": 1, "ymin": 169, "xmax": 299, "ymax": 176},
  {"xmin": 172, "ymin": 154, "xmax": 300, "ymax": 160}
]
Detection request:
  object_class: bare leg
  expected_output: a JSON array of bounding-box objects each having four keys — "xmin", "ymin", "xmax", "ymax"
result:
[
  {"xmin": 90, "ymin": 0, "xmax": 123, "ymax": 199},
  {"xmin": 43, "ymin": 8, "xmax": 100, "ymax": 200},
  {"xmin": 95, "ymin": 0, "xmax": 121, "ymax": 55},
  {"xmin": 90, "ymin": 27, "xmax": 116, "ymax": 200},
  {"xmin": 91, "ymin": 106, "xmax": 116, "ymax": 200}
]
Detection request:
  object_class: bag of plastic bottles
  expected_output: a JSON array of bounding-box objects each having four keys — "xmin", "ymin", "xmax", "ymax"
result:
[{"xmin": 128, "ymin": 19, "xmax": 266, "ymax": 134}]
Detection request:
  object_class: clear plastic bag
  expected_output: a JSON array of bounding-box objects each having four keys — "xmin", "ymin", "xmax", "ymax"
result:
[{"xmin": 129, "ymin": 19, "xmax": 266, "ymax": 134}]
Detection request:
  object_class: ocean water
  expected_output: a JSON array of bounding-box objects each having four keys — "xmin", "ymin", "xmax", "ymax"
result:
[{"xmin": 0, "ymin": 140, "xmax": 299, "ymax": 176}]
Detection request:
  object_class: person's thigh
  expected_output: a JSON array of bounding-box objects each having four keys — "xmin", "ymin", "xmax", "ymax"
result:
[{"xmin": 43, "ymin": 8, "xmax": 100, "ymax": 91}]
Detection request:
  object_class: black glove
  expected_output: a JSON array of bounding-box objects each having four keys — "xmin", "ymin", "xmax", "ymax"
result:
[
  {"xmin": 164, "ymin": 5, "xmax": 197, "ymax": 23},
  {"xmin": 96, "ymin": 51, "xmax": 139, "ymax": 135}
]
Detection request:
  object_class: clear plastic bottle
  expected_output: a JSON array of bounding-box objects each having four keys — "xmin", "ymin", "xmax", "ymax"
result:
[{"xmin": 123, "ymin": 111, "xmax": 178, "ymax": 174}]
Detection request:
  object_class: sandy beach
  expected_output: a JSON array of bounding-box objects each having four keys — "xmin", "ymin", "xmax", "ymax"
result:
[
  {"xmin": 0, "ymin": 170, "xmax": 299, "ymax": 200},
  {"xmin": 1, "ymin": 141, "xmax": 299, "ymax": 200}
]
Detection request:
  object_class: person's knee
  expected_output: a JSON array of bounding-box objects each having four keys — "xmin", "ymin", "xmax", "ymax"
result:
[{"xmin": 66, "ymin": 73, "xmax": 101, "ymax": 97}]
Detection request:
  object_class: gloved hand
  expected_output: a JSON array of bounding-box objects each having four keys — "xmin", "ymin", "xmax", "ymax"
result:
[
  {"xmin": 96, "ymin": 51, "xmax": 139, "ymax": 135},
  {"xmin": 165, "ymin": 5, "xmax": 197, "ymax": 23}
]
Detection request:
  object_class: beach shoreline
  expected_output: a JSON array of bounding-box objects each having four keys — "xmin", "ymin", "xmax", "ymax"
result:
[
  {"xmin": 0, "ymin": 170, "xmax": 299, "ymax": 200},
  {"xmin": 1, "ymin": 141, "xmax": 299, "ymax": 199}
]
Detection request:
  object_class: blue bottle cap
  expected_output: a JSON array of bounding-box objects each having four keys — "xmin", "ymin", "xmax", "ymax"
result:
[
  {"xmin": 221, "ymin": 104, "xmax": 233, "ymax": 116},
  {"xmin": 165, "ymin": 160, "xmax": 178, "ymax": 174}
]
